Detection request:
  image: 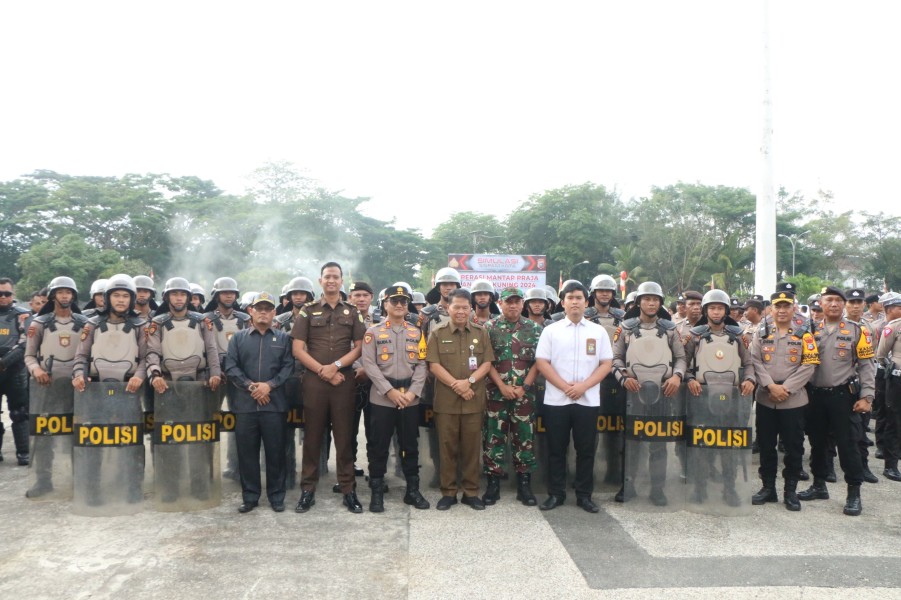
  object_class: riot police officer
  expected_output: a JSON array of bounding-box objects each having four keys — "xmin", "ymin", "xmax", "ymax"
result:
[
  {"xmin": 132, "ymin": 275, "xmax": 159, "ymax": 319},
  {"xmin": 24, "ymin": 276, "xmax": 89, "ymax": 497},
  {"xmin": 470, "ymin": 279, "xmax": 499, "ymax": 326},
  {"xmin": 0, "ymin": 277, "xmax": 31, "ymax": 466},
  {"xmin": 522, "ymin": 287, "xmax": 551, "ymax": 327},
  {"xmin": 190, "ymin": 283, "xmax": 206, "ymax": 312},
  {"xmin": 81, "ymin": 279, "xmax": 108, "ymax": 318}
]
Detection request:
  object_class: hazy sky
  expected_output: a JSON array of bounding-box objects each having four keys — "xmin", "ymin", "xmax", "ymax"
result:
[{"xmin": 2, "ymin": 1, "xmax": 898, "ymax": 234}]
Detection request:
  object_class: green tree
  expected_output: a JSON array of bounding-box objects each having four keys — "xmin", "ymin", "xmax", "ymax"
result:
[{"xmin": 16, "ymin": 234, "xmax": 120, "ymax": 297}]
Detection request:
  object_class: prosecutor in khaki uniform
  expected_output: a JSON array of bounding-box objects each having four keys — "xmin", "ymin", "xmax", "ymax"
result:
[
  {"xmin": 361, "ymin": 284, "xmax": 430, "ymax": 512},
  {"xmin": 427, "ymin": 289, "xmax": 495, "ymax": 510}
]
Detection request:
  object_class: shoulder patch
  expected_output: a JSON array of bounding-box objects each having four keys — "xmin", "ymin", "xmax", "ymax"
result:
[
  {"xmin": 204, "ymin": 317, "xmax": 214, "ymax": 330},
  {"xmin": 80, "ymin": 324, "xmax": 91, "ymax": 341},
  {"xmin": 27, "ymin": 324, "xmax": 36, "ymax": 338},
  {"xmin": 364, "ymin": 332, "xmax": 373, "ymax": 344},
  {"xmin": 613, "ymin": 326, "xmax": 622, "ymax": 343},
  {"xmin": 145, "ymin": 322, "xmax": 158, "ymax": 337}
]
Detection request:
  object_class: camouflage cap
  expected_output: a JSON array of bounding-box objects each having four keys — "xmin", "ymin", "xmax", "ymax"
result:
[{"xmin": 499, "ymin": 287, "xmax": 524, "ymax": 300}]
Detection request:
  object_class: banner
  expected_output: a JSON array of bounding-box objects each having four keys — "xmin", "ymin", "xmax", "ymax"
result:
[{"xmin": 448, "ymin": 254, "xmax": 546, "ymax": 290}]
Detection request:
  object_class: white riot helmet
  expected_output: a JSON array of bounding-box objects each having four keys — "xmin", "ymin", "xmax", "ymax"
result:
[
  {"xmin": 635, "ymin": 281, "xmax": 665, "ymax": 302},
  {"xmin": 590, "ymin": 274, "xmax": 617, "ymax": 292},
  {"xmin": 702, "ymin": 289, "xmax": 731, "ymax": 309}
]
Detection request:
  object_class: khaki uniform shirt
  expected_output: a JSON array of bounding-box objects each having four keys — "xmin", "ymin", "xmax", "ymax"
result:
[
  {"xmin": 361, "ymin": 319, "xmax": 427, "ymax": 408},
  {"xmin": 810, "ymin": 320, "xmax": 875, "ymax": 398},
  {"xmin": 426, "ymin": 321, "xmax": 495, "ymax": 414},
  {"xmin": 290, "ymin": 298, "xmax": 365, "ymax": 366},
  {"xmin": 876, "ymin": 317, "xmax": 901, "ymax": 370},
  {"xmin": 750, "ymin": 327, "xmax": 818, "ymax": 409}
]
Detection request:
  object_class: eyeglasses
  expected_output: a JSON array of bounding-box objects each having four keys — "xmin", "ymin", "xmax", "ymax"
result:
[
  {"xmin": 0, "ymin": 291, "xmax": 12, "ymax": 297},
  {"xmin": 388, "ymin": 297, "xmax": 409, "ymax": 306}
]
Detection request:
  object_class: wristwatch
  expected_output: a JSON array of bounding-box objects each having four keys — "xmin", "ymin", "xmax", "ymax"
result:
[
  {"xmin": 468, "ymin": 376, "xmax": 476, "ymax": 384},
  {"xmin": 522, "ymin": 383, "xmax": 534, "ymax": 393},
  {"xmin": 334, "ymin": 360, "xmax": 343, "ymax": 369}
]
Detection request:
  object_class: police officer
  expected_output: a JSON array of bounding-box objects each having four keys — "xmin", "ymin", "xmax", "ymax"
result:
[
  {"xmin": 132, "ymin": 275, "xmax": 159, "ymax": 319},
  {"xmin": 844, "ymin": 287, "xmax": 880, "ymax": 484},
  {"xmin": 482, "ymin": 287, "xmax": 541, "ymax": 506},
  {"xmin": 81, "ymin": 279, "xmax": 108, "ymax": 318},
  {"xmin": 348, "ymin": 281, "xmax": 375, "ymax": 481},
  {"xmin": 0, "ymin": 277, "xmax": 32, "ymax": 465},
  {"xmin": 797, "ymin": 287, "xmax": 874, "ymax": 516},
  {"xmin": 522, "ymin": 287, "xmax": 551, "ymax": 327},
  {"xmin": 361, "ymin": 283, "xmax": 430, "ymax": 512},
  {"xmin": 866, "ymin": 292, "xmax": 890, "ymax": 462},
  {"xmin": 291, "ymin": 262, "xmax": 366, "ymax": 514},
  {"xmin": 673, "ymin": 294, "xmax": 688, "ymax": 326},
  {"xmin": 145, "ymin": 277, "xmax": 222, "ymax": 503},
  {"xmin": 189, "ymin": 283, "xmax": 206, "ymax": 312},
  {"xmin": 741, "ymin": 298, "xmax": 765, "ymax": 336},
  {"xmin": 729, "ymin": 297, "xmax": 745, "ymax": 323},
  {"xmin": 72, "ymin": 274, "xmax": 148, "ymax": 505},
  {"xmin": 412, "ymin": 292, "xmax": 427, "ymax": 313},
  {"xmin": 470, "ymin": 279, "xmax": 499, "ymax": 326},
  {"xmin": 427, "ymin": 288, "xmax": 495, "ymax": 510},
  {"xmin": 876, "ymin": 293, "xmax": 901, "ymax": 482},
  {"xmin": 24, "ymin": 276, "xmax": 90, "ymax": 497},
  {"xmin": 684, "ymin": 289, "xmax": 756, "ymax": 507},
  {"xmin": 202, "ymin": 277, "xmax": 251, "ymax": 481},
  {"xmin": 750, "ymin": 288, "xmax": 819, "ymax": 511},
  {"xmin": 676, "ymin": 290, "xmax": 704, "ymax": 342},
  {"xmin": 612, "ymin": 281, "xmax": 687, "ymax": 505}
]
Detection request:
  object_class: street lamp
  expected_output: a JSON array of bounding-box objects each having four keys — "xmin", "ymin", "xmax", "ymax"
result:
[
  {"xmin": 468, "ymin": 231, "xmax": 504, "ymax": 253},
  {"xmin": 777, "ymin": 230, "xmax": 810, "ymax": 277},
  {"xmin": 568, "ymin": 260, "xmax": 590, "ymax": 280}
]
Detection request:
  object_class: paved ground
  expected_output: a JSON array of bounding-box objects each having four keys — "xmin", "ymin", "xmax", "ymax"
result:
[{"xmin": 1, "ymin": 421, "xmax": 899, "ymax": 599}]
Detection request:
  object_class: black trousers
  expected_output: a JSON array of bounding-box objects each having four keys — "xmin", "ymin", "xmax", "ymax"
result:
[
  {"xmin": 367, "ymin": 403, "xmax": 419, "ymax": 479},
  {"xmin": 807, "ymin": 387, "xmax": 864, "ymax": 485},
  {"xmin": 884, "ymin": 374, "xmax": 901, "ymax": 468},
  {"xmin": 756, "ymin": 404, "xmax": 805, "ymax": 482},
  {"xmin": 544, "ymin": 403, "xmax": 598, "ymax": 500},
  {"xmin": 236, "ymin": 411, "xmax": 287, "ymax": 504}
]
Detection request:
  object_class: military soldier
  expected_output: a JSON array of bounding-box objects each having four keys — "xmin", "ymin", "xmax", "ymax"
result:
[
  {"xmin": 875, "ymin": 293, "xmax": 901, "ymax": 482},
  {"xmin": 750, "ymin": 288, "xmax": 819, "ymax": 511},
  {"xmin": 684, "ymin": 290, "xmax": 756, "ymax": 507},
  {"xmin": 427, "ymin": 288, "xmax": 495, "ymax": 510},
  {"xmin": 612, "ymin": 281, "xmax": 687, "ymax": 506},
  {"xmin": 470, "ymin": 279, "xmax": 499, "ymax": 326},
  {"xmin": 202, "ymin": 277, "xmax": 251, "ymax": 481},
  {"xmin": 0, "ymin": 277, "xmax": 32, "ymax": 466},
  {"xmin": 81, "ymin": 279, "xmax": 108, "ymax": 318},
  {"xmin": 24, "ymin": 276, "xmax": 90, "ymax": 497},
  {"xmin": 361, "ymin": 283, "xmax": 430, "ymax": 512},
  {"xmin": 291, "ymin": 262, "xmax": 366, "ymax": 514},
  {"xmin": 72, "ymin": 274, "xmax": 148, "ymax": 505},
  {"xmin": 481, "ymin": 287, "xmax": 541, "ymax": 506},
  {"xmin": 796, "ymin": 287, "xmax": 875, "ymax": 516},
  {"xmin": 145, "ymin": 277, "xmax": 222, "ymax": 503}
]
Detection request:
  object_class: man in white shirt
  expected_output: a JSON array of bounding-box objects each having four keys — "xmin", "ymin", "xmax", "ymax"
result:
[{"xmin": 535, "ymin": 280, "xmax": 613, "ymax": 513}]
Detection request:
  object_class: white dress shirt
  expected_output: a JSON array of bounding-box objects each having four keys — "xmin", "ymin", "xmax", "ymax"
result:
[{"xmin": 535, "ymin": 316, "xmax": 612, "ymax": 407}]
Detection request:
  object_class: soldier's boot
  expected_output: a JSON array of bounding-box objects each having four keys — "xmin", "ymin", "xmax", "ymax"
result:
[
  {"xmin": 482, "ymin": 475, "xmax": 501, "ymax": 506},
  {"xmin": 783, "ymin": 479, "xmax": 801, "ymax": 512},
  {"xmin": 0, "ymin": 421, "xmax": 5, "ymax": 462},
  {"xmin": 614, "ymin": 481, "xmax": 637, "ymax": 503},
  {"xmin": 26, "ymin": 476, "xmax": 54, "ymax": 499},
  {"xmin": 368, "ymin": 478, "xmax": 385, "ymax": 513},
  {"xmin": 797, "ymin": 478, "xmax": 829, "ymax": 501},
  {"xmin": 516, "ymin": 472, "xmax": 537, "ymax": 506},
  {"xmin": 649, "ymin": 486, "xmax": 668, "ymax": 506},
  {"xmin": 12, "ymin": 421, "xmax": 29, "ymax": 466},
  {"xmin": 843, "ymin": 484, "xmax": 862, "ymax": 516},
  {"xmin": 824, "ymin": 459, "xmax": 837, "ymax": 483},
  {"xmin": 403, "ymin": 476, "xmax": 430, "ymax": 510},
  {"xmin": 689, "ymin": 482, "xmax": 707, "ymax": 504},
  {"xmin": 722, "ymin": 483, "xmax": 741, "ymax": 507},
  {"xmin": 798, "ymin": 468, "xmax": 810, "ymax": 481},
  {"xmin": 751, "ymin": 479, "xmax": 778, "ymax": 505},
  {"xmin": 882, "ymin": 460, "xmax": 901, "ymax": 482},
  {"xmin": 861, "ymin": 459, "xmax": 879, "ymax": 484}
]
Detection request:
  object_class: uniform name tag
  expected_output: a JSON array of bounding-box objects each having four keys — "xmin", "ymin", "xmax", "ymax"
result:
[
  {"xmin": 586, "ymin": 338, "xmax": 596, "ymax": 355},
  {"xmin": 468, "ymin": 356, "xmax": 478, "ymax": 371}
]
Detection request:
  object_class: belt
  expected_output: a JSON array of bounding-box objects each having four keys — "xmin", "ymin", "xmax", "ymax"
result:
[
  {"xmin": 387, "ymin": 377, "xmax": 412, "ymax": 390},
  {"xmin": 810, "ymin": 385, "xmax": 850, "ymax": 394}
]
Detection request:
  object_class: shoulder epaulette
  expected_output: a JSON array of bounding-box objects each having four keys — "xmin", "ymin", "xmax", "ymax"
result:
[
  {"xmin": 690, "ymin": 324, "xmax": 710, "ymax": 337},
  {"xmin": 657, "ymin": 318, "xmax": 677, "ymax": 331},
  {"xmin": 622, "ymin": 317, "xmax": 640, "ymax": 330},
  {"xmin": 610, "ymin": 307, "xmax": 625, "ymax": 319}
]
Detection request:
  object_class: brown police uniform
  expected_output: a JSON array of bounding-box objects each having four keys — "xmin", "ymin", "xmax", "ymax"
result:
[
  {"xmin": 426, "ymin": 320, "xmax": 495, "ymax": 498},
  {"xmin": 291, "ymin": 298, "xmax": 365, "ymax": 493}
]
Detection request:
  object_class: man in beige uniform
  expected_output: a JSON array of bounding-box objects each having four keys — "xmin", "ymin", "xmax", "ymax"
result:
[
  {"xmin": 361, "ymin": 284, "xmax": 429, "ymax": 512},
  {"xmin": 876, "ymin": 293, "xmax": 901, "ymax": 482}
]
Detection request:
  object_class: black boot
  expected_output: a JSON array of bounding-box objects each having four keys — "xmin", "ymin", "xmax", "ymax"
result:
[
  {"xmin": 12, "ymin": 421, "xmax": 29, "ymax": 466},
  {"xmin": 516, "ymin": 472, "xmax": 537, "ymax": 506},
  {"xmin": 824, "ymin": 459, "xmax": 837, "ymax": 483},
  {"xmin": 783, "ymin": 479, "xmax": 801, "ymax": 511},
  {"xmin": 482, "ymin": 475, "xmax": 501, "ymax": 505},
  {"xmin": 861, "ymin": 461, "xmax": 879, "ymax": 484},
  {"xmin": 614, "ymin": 482, "xmax": 636, "ymax": 503},
  {"xmin": 369, "ymin": 478, "xmax": 384, "ymax": 513},
  {"xmin": 403, "ymin": 476, "xmax": 430, "ymax": 509},
  {"xmin": 843, "ymin": 484, "xmax": 862, "ymax": 516},
  {"xmin": 798, "ymin": 478, "xmax": 829, "ymax": 501},
  {"xmin": 751, "ymin": 479, "xmax": 778, "ymax": 505}
]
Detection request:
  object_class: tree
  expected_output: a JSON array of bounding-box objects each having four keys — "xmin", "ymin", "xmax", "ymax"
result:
[
  {"xmin": 16, "ymin": 234, "xmax": 120, "ymax": 296},
  {"xmin": 597, "ymin": 243, "xmax": 645, "ymax": 294},
  {"xmin": 427, "ymin": 211, "xmax": 508, "ymax": 273}
]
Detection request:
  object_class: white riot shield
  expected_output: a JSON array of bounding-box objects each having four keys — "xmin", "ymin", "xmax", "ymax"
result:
[
  {"xmin": 595, "ymin": 377, "xmax": 625, "ymax": 491},
  {"xmin": 27, "ymin": 379, "xmax": 74, "ymax": 500},
  {"xmin": 72, "ymin": 382, "xmax": 145, "ymax": 516},
  {"xmin": 417, "ymin": 402, "xmax": 440, "ymax": 489},
  {"xmin": 686, "ymin": 371, "xmax": 753, "ymax": 515},
  {"xmin": 623, "ymin": 364, "xmax": 686, "ymax": 511},
  {"xmin": 152, "ymin": 381, "xmax": 221, "ymax": 511}
]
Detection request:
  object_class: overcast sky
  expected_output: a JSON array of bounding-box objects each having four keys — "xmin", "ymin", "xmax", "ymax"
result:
[{"xmin": 2, "ymin": 1, "xmax": 898, "ymax": 234}]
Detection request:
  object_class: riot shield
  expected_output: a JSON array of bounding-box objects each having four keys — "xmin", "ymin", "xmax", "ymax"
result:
[
  {"xmin": 686, "ymin": 371, "xmax": 753, "ymax": 515},
  {"xmin": 417, "ymin": 401, "xmax": 440, "ymax": 489},
  {"xmin": 623, "ymin": 364, "xmax": 686, "ymax": 511},
  {"xmin": 283, "ymin": 375, "xmax": 304, "ymax": 489},
  {"xmin": 152, "ymin": 381, "xmax": 221, "ymax": 511},
  {"xmin": 72, "ymin": 382, "xmax": 145, "ymax": 516},
  {"xmin": 27, "ymin": 378, "xmax": 74, "ymax": 500},
  {"xmin": 595, "ymin": 377, "xmax": 625, "ymax": 491}
]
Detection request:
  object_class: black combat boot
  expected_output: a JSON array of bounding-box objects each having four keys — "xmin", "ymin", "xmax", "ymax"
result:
[
  {"xmin": 797, "ymin": 478, "xmax": 829, "ymax": 501},
  {"xmin": 824, "ymin": 459, "xmax": 837, "ymax": 483},
  {"xmin": 843, "ymin": 484, "xmax": 862, "ymax": 516},
  {"xmin": 516, "ymin": 472, "xmax": 537, "ymax": 506},
  {"xmin": 783, "ymin": 479, "xmax": 801, "ymax": 511},
  {"xmin": 482, "ymin": 475, "xmax": 501, "ymax": 505},
  {"xmin": 861, "ymin": 460, "xmax": 879, "ymax": 484},
  {"xmin": 883, "ymin": 461, "xmax": 901, "ymax": 481},
  {"xmin": 751, "ymin": 479, "xmax": 778, "ymax": 505},
  {"xmin": 369, "ymin": 478, "xmax": 385, "ymax": 513},
  {"xmin": 403, "ymin": 476, "xmax": 430, "ymax": 509},
  {"xmin": 649, "ymin": 486, "xmax": 668, "ymax": 506},
  {"xmin": 12, "ymin": 421, "xmax": 29, "ymax": 466}
]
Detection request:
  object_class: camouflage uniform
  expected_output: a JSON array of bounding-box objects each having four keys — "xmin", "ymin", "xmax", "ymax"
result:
[{"xmin": 484, "ymin": 315, "xmax": 541, "ymax": 475}]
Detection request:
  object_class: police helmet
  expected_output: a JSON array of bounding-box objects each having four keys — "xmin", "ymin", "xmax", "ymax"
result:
[
  {"xmin": 190, "ymin": 283, "xmax": 205, "ymax": 298},
  {"xmin": 103, "ymin": 274, "xmax": 137, "ymax": 312},
  {"xmin": 589, "ymin": 274, "xmax": 617, "ymax": 293},
  {"xmin": 280, "ymin": 284, "xmax": 289, "ymax": 300},
  {"xmin": 211, "ymin": 277, "xmax": 239, "ymax": 296},
  {"xmin": 285, "ymin": 276, "xmax": 315, "ymax": 304},
  {"xmin": 470, "ymin": 278, "xmax": 497, "ymax": 301},
  {"xmin": 89, "ymin": 279, "xmax": 108, "ymax": 297},
  {"xmin": 702, "ymin": 289, "xmax": 731, "ymax": 309},
  {"xmin": 48, "ymin": 276, "xmax": 78, "ymax": 297},
  {"xmin": 163, "ymin": 277, "xmax": 192, "ymax": 297},
  {"xmin": 412, "ymin": 291, "xmax": 427, "ymax": 306},
  {"xmin": 133, "ymin": 275, "xmax": 156, "ymax": 297},
  {"xmin": 635, "ymin": 281, "xmax": 665, "ymax": 301},
  {"xmin": 435, "ymin": 268, "xmax": 462, "ymax": 285},
  {"xmin": 544, "ymin": 285, "xmax": 560, "ymax": 307},
  {"xmin": 239, "ymin": 291, "xmax": 258, "ymax": 309},
  {"xmin": 624, "ymin": 291, "xmax": 637, "ymax": 306}
]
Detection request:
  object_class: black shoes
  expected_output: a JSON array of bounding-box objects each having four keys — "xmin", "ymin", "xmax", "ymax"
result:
[
  {"xmin": 461, "ymin": 495, "xmax": 485, "ymax": 510},
  {"xmin": 614, "ymin": 483, "xmax": 636, "ymax": 503},
  {"xmin": 238, "ymin": 501, "xmax": 258, "ymax": 514},
  {"xmin": 649, "ymin": 488, "xmax": 668, "ymax": 506},
  {"xmin": 843, "ymin": 484, "xmax": 862, "ymax": 516},
  {"xmin": 883, "ymin": 466, "xmax": 901, "ymax": 482},
  {"xmin": 516, "ymin": 473, "xmax": 537, "ymax": 506},
  {"xmin": 783, "ymin": 480, "xmax": 800, "ymax": 512},
  {"xmin": 862, "ymin": 466, "xmax": 879, "ymax": 484},
  {"xmin": 271, "ymin": 502, "xmax": 285, "ymax": 512},
  {"xmin": 539, "ymin": 495, "xmax": 564, "ymax": 511},
  {"xmin": 576, "ymin": 497, "xmax": 599, "ymax": 513},
  {"xmin": 797, "ymin": 479, "xmax": 829, "ymax": 501},
  {"xmin": 482, "ymin": 476, "xmax": 500, "ymax": 506},
  {"xmin": 369, "ymin": 478, "xmax": 385, "ymax": 513},
  {"xmin": 403, "ymin": 477, "xmax": 430, "ymax": 510},
  {"xmin": 344, "ymin": 491, "xmax": 363, "ymax": 513},
  {"xmin": 751, "ymin": 484, "xmax": 778, "ymax": 505},
  {"xmin": 436, "ymin": 496, "xmax": 458, "ymax": 511},
  {"xmin": 295, "ymin": 490, "xmax": 315, "ymax": 513}
]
